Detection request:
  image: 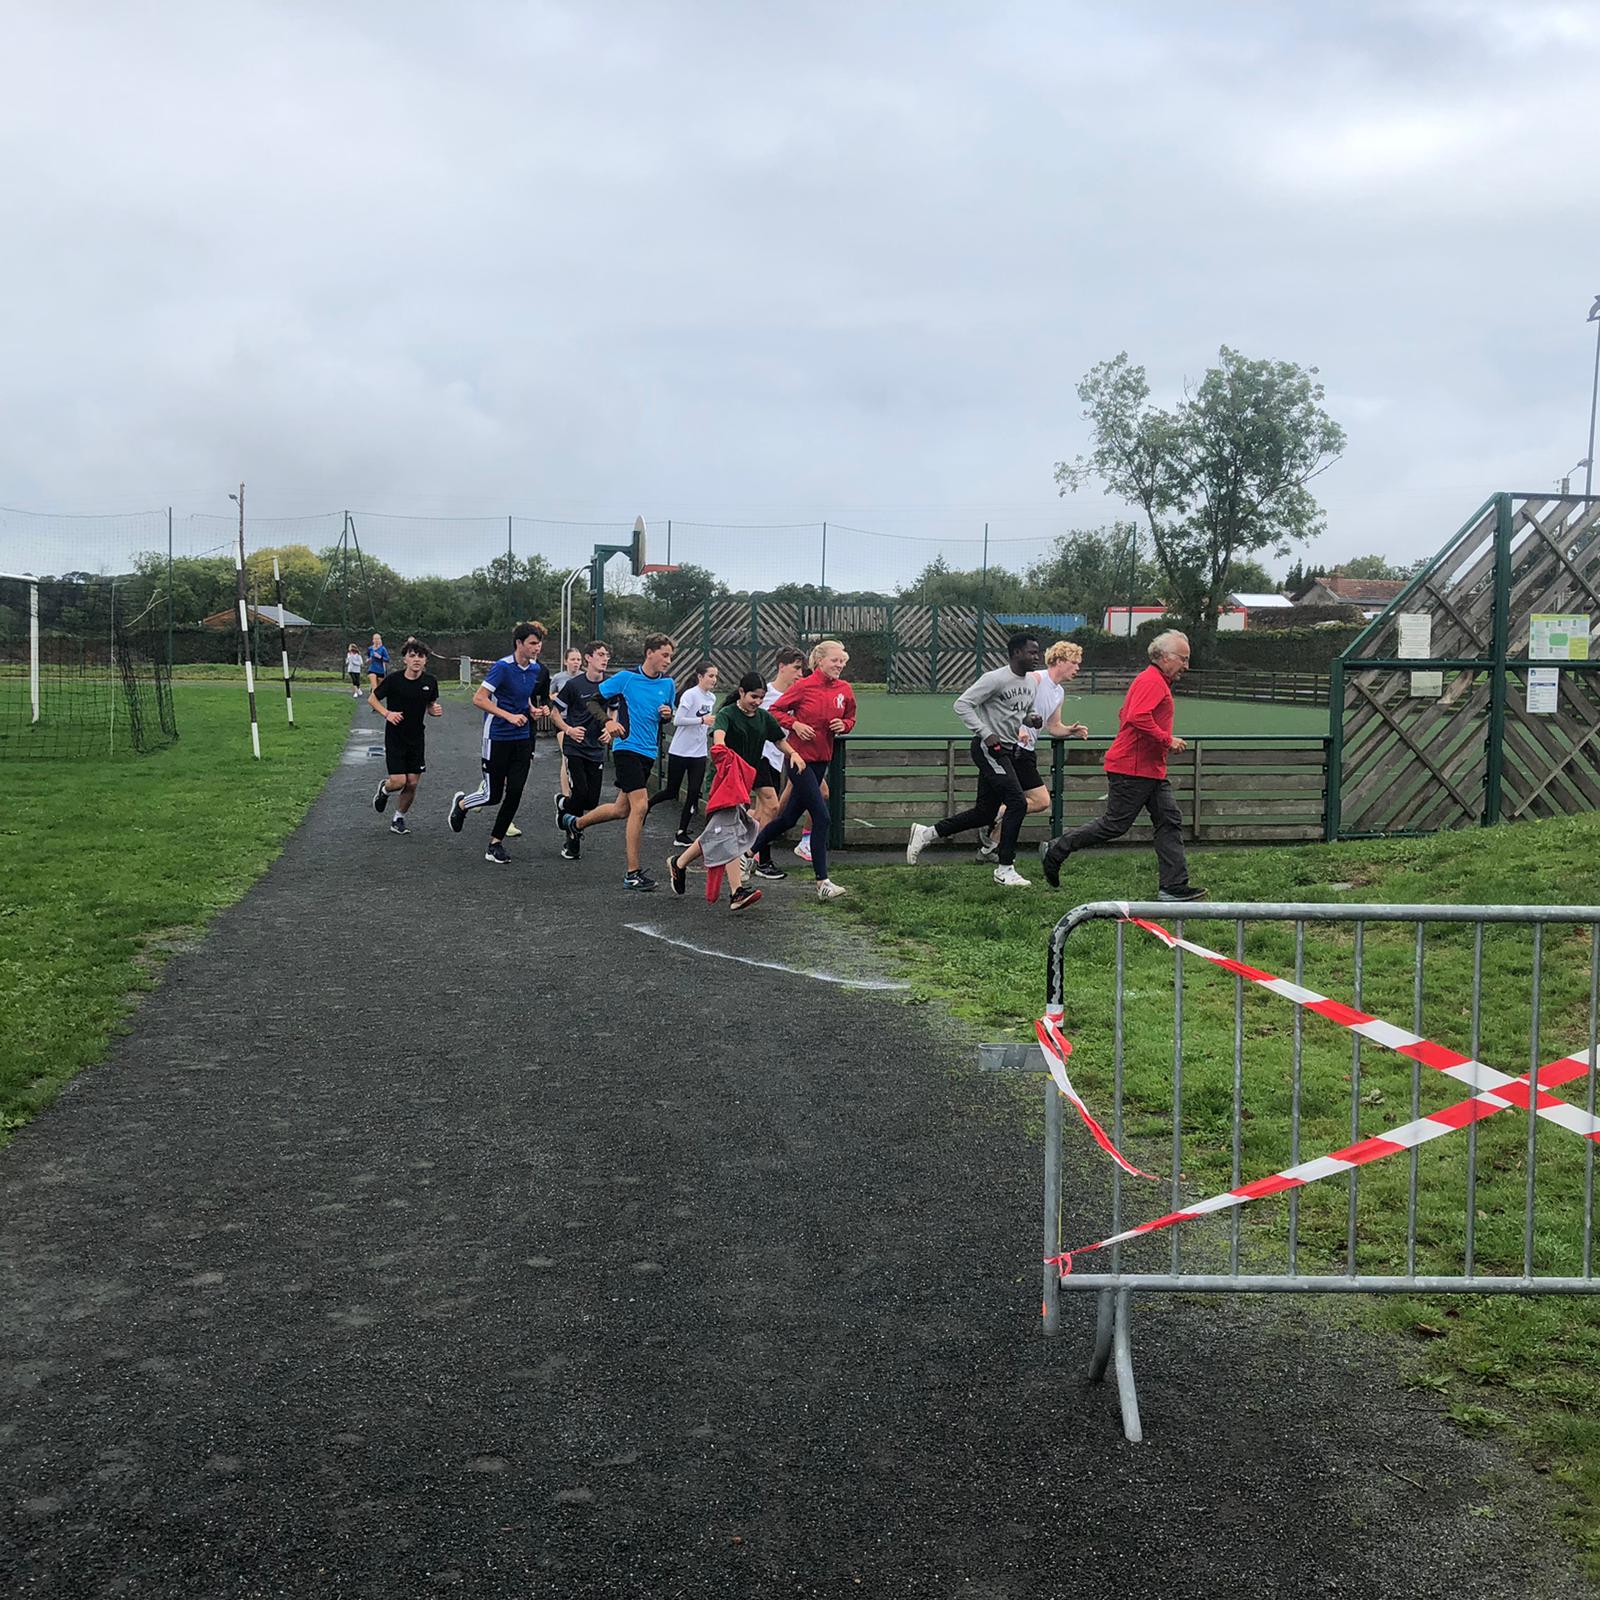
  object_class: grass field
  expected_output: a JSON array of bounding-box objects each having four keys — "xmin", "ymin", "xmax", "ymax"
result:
[
  {"xmin": 0, "ymin": 682, "xmax": 352, "ymax": 1145},
  {"xmin": 849, "ymin": 685, "xmax": 1326, "ymax": 738},
  {"xmin": 835, "ymin": 818, "xmax": 1600, "ymax": 1570}
]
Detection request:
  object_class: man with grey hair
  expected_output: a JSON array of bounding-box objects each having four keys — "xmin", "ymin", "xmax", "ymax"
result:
[{"xmin": 1039, "ymin": 629, "xmax": 1204, "ymax": 901}]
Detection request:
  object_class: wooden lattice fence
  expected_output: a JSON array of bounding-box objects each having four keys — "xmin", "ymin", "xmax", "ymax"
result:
[
  {"xmin": 668, "ymin": 600, "xmax": 1014, "ymax": 689},
  {"xmin": 1330, "ymin": 492, "xmax": 1600, "ymax": 837}
]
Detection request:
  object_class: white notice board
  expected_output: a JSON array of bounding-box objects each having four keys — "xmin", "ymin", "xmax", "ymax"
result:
[{"xmin": 1527, "ymin": 667, "xmax": 1560, "ymax": 715}]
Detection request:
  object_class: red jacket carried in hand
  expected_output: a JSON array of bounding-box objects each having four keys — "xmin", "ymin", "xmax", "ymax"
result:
[
  {"xmin": 1103, "ymin": 663, "xmax": 1175, "ymax": 780},
  {"xmin": 769, "ymin": 671, "xmax": 856, "ymax": 764}
]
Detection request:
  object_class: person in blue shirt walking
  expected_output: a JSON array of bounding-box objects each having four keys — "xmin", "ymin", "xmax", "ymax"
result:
[
  {"xmin": 563, "ymin": 632, "xmax": 676, "ymax": 890},
  {"xmin": 448, "ymin": 621, "xmax": 551, "ymax": 864}
]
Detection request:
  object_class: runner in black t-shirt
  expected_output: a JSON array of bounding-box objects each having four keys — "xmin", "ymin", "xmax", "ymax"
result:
[
  {"xmin": 369, "ymin": 639, "xmax": 443, "ymax": 835},
  {"xmin": 549, "ymin": 640, "xmax": 612, "ymax": 860}
]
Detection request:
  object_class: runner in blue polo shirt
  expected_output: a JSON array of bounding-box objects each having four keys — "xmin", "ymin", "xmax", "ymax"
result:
[
  {"xmin": 448, "ymin": 621, "xmax": 550, "ymax": 864},
  {"xmin": 563, "ymin": 632, "xmax": 676, "ymax": 891}
]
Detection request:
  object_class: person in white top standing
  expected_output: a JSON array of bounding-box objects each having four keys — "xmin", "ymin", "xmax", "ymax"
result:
[
  {"xmin": 980, "ymin": 639, "xmax": 1088, "ymax": 860},
  {"xmin": 343, "ymin": 644, "xmax": 364, "ymax": 698},
  {"xmin": 647, "ymin": 660, "xmax": 719, "ymax": 847}
]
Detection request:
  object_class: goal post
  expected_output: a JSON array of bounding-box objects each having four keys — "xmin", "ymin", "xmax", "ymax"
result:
[{"xmin": 0, "ymin": 571, "xmax": 40, "ymax": 724}]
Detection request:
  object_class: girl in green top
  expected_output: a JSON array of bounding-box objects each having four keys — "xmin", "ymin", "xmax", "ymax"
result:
[{"xmin": 667, "ymin": 673, "xmax": 802, "ymax": 897}]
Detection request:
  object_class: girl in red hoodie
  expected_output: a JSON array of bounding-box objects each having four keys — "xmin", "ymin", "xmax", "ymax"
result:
[{"xmin": 751, "ymin": 639, "xmax": 855, "ymax": 901}]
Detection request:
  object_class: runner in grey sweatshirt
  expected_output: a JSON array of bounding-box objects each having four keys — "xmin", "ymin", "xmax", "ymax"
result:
[{"xmin": 905, "ymin": 634, "xmax": 1045, "ymax": 885}]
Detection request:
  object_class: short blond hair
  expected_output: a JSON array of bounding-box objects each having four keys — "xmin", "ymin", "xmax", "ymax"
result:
[
  {"xmin": 809, "ymin": 638, "xmax": 846, "ymax": 668},
  {"xmin": 1044, "ymin": 640, "xmax": 1082, "ymax": 666}
]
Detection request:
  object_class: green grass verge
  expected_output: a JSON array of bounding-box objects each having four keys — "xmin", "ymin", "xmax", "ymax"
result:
[
  {"xmin": 834, "ymin": 817, "xmax": 1600, "ymax": 1571},
  {"xmin": 0, "ymin": 682, "xmax": 352, "ymax": 1147}
]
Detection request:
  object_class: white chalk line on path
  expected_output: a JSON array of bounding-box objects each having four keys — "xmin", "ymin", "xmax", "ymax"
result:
[{"xmin": 625, "ymin": 924, "xmax": 909, "ymax": 991}]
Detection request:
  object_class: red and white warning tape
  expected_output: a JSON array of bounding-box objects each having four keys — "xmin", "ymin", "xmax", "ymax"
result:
[{"xmin": 1042, "ymin": 913, "xmax": 1600, "ymax": 1276}]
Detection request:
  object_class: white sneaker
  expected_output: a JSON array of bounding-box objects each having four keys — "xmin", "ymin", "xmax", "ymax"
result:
[
  {"xmin": 977, "ymin": 835, "xmax": 999, "ymax": 860},
  {"xmin": 816, "ymin": 879, "xmax": 848, "ymax": 902},
  {"xmin": 993, "ymin": 864, "xmax": 1031, "ymax": 888},
  {"xmin": 794, "ymin": 834, "xmax": 813, "ymax": 863},
  {"xmin": 906, "ymin": 822, "xmax": 938, "ymax": 865}
]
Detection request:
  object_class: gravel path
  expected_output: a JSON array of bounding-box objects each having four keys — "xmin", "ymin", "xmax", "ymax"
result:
[{"xmin": 2, "ymin": 703, "xmax": 1591, "ymax": 1598}]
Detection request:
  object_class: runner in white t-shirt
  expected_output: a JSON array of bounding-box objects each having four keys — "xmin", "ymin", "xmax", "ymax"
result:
[
  {"xmin": 647, "ymin": 661, "xmax": 719, "ymax": 847},
  {"xmin": 981, "ymin": 640, "xmax": 1089, "ymax": 858}
]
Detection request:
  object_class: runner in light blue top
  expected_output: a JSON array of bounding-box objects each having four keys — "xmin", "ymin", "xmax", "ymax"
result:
[{"xmin": 565, "ymin": 633, "xmax": 676, "ymax": 891}]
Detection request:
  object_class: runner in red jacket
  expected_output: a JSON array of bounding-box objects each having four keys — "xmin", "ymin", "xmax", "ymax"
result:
[
  {"xmin": 753, "ymin": 640, "xmax": 855, "ymax": 901},
  {"xmin": 1040, "ymin": 630, "xmax": 1205, "ymax": 901}
]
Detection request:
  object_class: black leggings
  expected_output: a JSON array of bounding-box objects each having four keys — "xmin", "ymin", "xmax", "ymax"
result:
[
  {"xmin": 751, "ymin": 761, "xmax": 829, "ymax": 879},
  {"xmin": 935, "ymin": 739, "xmax": 1027, "ymax": 865},
  {"xmin": 462, "ymin": 739, "xmax": 531, "ymax": 839},
  {"xmin": 647, "ymin": 753, "xmax": 707, "ymax": 835}
]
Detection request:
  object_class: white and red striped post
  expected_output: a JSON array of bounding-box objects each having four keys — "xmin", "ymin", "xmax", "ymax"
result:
[{"xmin": 273, "ymin": 556, "xmax": 295, "ymax": 727}]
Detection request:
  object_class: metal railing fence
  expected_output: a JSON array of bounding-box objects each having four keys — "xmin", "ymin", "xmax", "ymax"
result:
[{"xmin": 1014, "ymin": 900, "xmax": 1600, "ymax": 1441}]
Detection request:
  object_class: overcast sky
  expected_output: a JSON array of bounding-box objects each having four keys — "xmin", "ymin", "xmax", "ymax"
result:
[{"xmin": 3, "ymin": 0, "xmax": 1598, "ymax": 591}]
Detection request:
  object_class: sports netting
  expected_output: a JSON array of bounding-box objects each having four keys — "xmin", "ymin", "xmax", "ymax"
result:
[{"xmin": 0, "ymin": 574, "xmax": 177, "ymax": 758}]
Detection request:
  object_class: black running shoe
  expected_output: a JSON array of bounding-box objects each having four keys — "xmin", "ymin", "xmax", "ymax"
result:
[
  {"xmin": 448, "ymin": 792, "xmax": 466, "ymax": 834},
  {"xmin": 668, "ymin": 853, "xmax": 687, "ymax": 897},
  {"xmin": 1157, "ymin": 885, "xmax": 1207, "ymax": 902},
  {"xmin": 623, "ymin": 869, "xmax": 656, "ymax": 893},
  {"xmin": 752, "ymin": 860, "xmax": 786, "ymax": 881},
  {"xmin": 564, "ymin": 815, "xmax": 581, "ymax": 855},
  {"xmin": 373, "ymin": 780, "xmax": 391, "ymax": 814},
  {"xmin": 485, "ymin": 842, "xmax": 510, "ymax": 865},
  {"xmin": 554, "ymin": 792, "xmax": 568, "ymax": 826},
  {"xmin": 560, "ymin": 837, "xmax": 580, "ymax": 861},
  {"xmin": 389, "ymin": 814, "xmax": 407, "ymax": 835},
  {"xmin": 729, "ymin": 885, "xmax": 762, "ymax": 913},
  {"xmin": 672, "ymin": 833, "xmax": 692, "ymax": 849},
  {"xmin": 1039, "ymin": 840, "xmax": 1064, "ymax": 889}
]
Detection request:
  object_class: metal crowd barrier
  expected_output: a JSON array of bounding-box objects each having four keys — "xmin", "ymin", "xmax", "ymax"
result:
[{"xmin": 982, "ymin": 901, "xmax": 1600, "ymax": 1441}]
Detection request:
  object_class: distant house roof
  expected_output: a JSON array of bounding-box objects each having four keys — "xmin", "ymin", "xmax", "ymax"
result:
[
  {"xmin": 200, "ymin": 603, "xmax": 314, "ymax": 630},
  {"xmin": 1297, "ymin": 577, "xmax": 1408, "ymax": 605},
  {"xmin": 994, "ymin": 612, "xmax": 1087, "ymax": 633},
  {"xmin": 1229, "ymin": 592, "xmax": 1293, "ymax": 608}
]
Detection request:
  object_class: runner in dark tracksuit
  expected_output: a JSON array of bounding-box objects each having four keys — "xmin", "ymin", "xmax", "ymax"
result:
[{"xmin": 905, "ymin": 634, "xmax": 1044, "ymax": 885}]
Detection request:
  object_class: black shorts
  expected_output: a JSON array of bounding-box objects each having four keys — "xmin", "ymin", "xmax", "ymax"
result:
[
  {"xmin": 1012, "ymin": 747, "xmax": 1043, "ymax": 792},
  {"xmin": 385, "ymin": 728, "xmax": 426, "ymax": 775},
  {"xmin": 567, "ymin": 756, "xmax": 603, "ymax": 814},
  {"xmin": 754, "ymin": 759, "xmax": 781, "ymax": 792},
  {"xmin": 613, "ymin": 750, "xmax": 654, "ymax": 793}
]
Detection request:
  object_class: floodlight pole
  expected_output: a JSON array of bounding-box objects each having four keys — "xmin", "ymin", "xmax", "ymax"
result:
[
  {"xmin": 1586, "ymin": 294, "xmax": 1600, "ymax": 498},
  {"xmin": 231, "ymin": 483, "xmax": 261, "ymax": 760},
  {"xmin": 29, "ymin": 578, "xmax": 39, "ymax": 724},
  {"xmin": 273, "ymin": 555, "xmax": 295, "ymax": 727}
]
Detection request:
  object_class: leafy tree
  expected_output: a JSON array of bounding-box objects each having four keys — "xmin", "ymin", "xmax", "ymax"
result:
[
  {"xmin": 1224, "ymin": 556, "xmax": 1279, "ymax": 593},
  {"xmin": 1024, "ymin": 522, "xmax": 1161, "ymax": 623},
  {"xmin": 638, "ymin": 562, "xmax": 727, "ymax": 625},
  {"xmin": 1283, "ymin": 557, "xmax": 1326, "ymax": 597},
  {"xmin": 896, "ymin": 557, "xmax": 1027, "ymax": 610},
  {"xmin": 1334, "ymin": 553, "xmax": 1408, "ymax": 581},
  {"xmin": 1056, "ymin": 346, "xmax": 1345, "ymax": 655},
  {"xmin": 130, "ymin": 552, "xmax": 235, "ymax": 623},
  {"xmin": 245, "ymin": 544, "xmax": 326, "ymax": 616}
]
